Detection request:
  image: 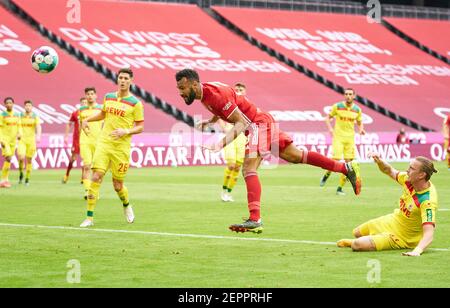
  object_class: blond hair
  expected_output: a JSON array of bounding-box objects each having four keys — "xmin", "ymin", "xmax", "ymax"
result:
[{"xmin": 415, "ymin": 156, "xmax": 438, "ymax": 181}]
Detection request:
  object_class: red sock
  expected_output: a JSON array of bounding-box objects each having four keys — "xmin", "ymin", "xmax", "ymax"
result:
[
  {"xmin": 303, "ymin": 150, "xmax": 347, "ymax": 174},
  {"xmin": 245, "ymin": 172, "xmax": 261, "ymax": 221},
  {"xmin": 66, "ymin": 161, "xmax": 74, "ymax": 176}
]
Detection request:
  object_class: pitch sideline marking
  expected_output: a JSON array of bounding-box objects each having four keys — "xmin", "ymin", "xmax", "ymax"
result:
[{"xmin": 0, "ymin": 222, "xmax": 448, "ymax": 252}]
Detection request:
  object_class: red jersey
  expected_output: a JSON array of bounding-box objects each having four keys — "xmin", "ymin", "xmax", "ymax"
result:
[
  {"xmin": 201, "ymin": 82, "xmax": 258, "ymax": 123},
  {"xmin": 446, "ymin": 115, "xmax": 450, "ymax": 131},
  {"xmin": 69, "ymin": 110, "xmax": 80, "ymax": 143}
]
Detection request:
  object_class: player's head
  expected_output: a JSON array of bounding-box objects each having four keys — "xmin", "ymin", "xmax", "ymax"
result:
[
  {"xmin": 175, "ymin": 69, "xmax": 200, "ymax": 105},
  {"xmin": 3, "ymin": 97, "xmax": 14, "ymax": 111},
  {"xmin": 407, "ymin": 156, "xmax": 437, "ymax": 183},
  {"xmin": 234, "ymin": 83, "xmax": 246, "ymax": 96},
  {"xmin": 117, "ymin": 68, "xmax": 133, "ymax": 92},
  {"xmin": 24, "ymin": 100, "xmax": 33, "ymax": 113},
  {"xmin": 80, "ymin": 97, "xmax": 88, "ymax": 106},
  {"xmin": 84, "ymin": 87, "xmax": 97, "ymax": 104},
  {"xmin": 344, "ymin": 88, "xmax": 355, "ymax": 104}
]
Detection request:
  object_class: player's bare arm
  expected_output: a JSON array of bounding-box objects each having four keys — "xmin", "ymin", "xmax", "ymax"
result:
[
  {"xmin": 36, "ymin": 121, "xmax": 42, "ymax": 144},
  {"xmin": 64, "ymin": 122, "xmax": 73, "ymax": 145},
  {"xmin": 402, "ymin": 224, "xmax": 435, "ymax": 257},
  {"xmin": 324, "ymin": 115, "xmax": 334, "ymax": 134},
  {"xmin": 443, "ymin": 118, "xmax": 449, "ymax": 140},
  {"xmin": 196, "ymin": 115, "xmax": 219, "ymax": 131},
  {"xmin": 209, "ymin": 109, "xmax": 249, "ymax": 152},
  {"xmin": 110, "ymin": 121, "xmax": 144, "ymax": 140},
  {"xmin": 357, "ymin": 121, "xmax": 366, "ymax": 135},
  {"xmin": 368, "ymin": 152, "xmax": 398, "ymax": 180},
  {"xmin": 81, "ymin": 110, "xmax": 106, "ymax": 132}
]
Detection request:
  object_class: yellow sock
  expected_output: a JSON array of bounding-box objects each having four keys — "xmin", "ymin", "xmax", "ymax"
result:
[
  {"xmin": 117, "ymin": 186, "xmax": 129, "ymax": 206},
  {"xmin": 26, "ymin": 163, "xmax": 32, "ymax": 180},
  {"xmin": 337, "ymin": 239, "xmax": 353, "ymax": 248},
  {"xmin": 1, "ymin": 161, "xmax": 11, "ymax": 181},
  {"xmin": 338, "ymin": 174, "xmax": 347, "ymax": 188},
  {"xmin": 227, "ymin": 168, "xmax": 241, "ymax": 192},
  {"xmin": 83, "ymin": 179, "xmax": 91, "ymax": 192},
  {"xmin": 222, "ymin": 167, "xmax": 232, "ymax": 190},
  {"xmin": 19, "ymin": 160, "xmax": 24, "ymax": 173},
  {"xmin": 86, "ymin": 181, "xmax": 101, "ymax": 219}
]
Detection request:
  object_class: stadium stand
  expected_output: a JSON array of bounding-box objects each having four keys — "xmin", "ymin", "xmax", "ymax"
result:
[
  {"xmin": 384, "ymin": 17, "xmax": 450, "ymax": 59},
  {"xmin": 211, "ymin": 6, "xmax": 450, "ymax": 131},
  {"xmin": 9, "ymin": 0, "xmax": 403, "ymax": 133}
]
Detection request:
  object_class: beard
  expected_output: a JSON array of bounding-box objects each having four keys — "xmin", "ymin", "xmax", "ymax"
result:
[{"xmin": 184, "ymin": 88, "xmax": 196, "ymax": 105}]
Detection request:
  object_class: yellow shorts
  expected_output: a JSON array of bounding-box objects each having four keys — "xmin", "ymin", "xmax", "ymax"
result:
[
  {"xmin": 332, "ymin": 136, "xmax": 355, "ymax": 160},
  {"xmin": 1, "ymin": 141, "xmax": 16, "ymax": 158},
  {"xmin": 80, "ymin": 143, "xmax": 96, "ymax": 166},
  {"xmin": 92, "ymin": 143, "xmax": 130, "ymax": 181},
  {"xmin": 18, "ymin": 140, "xmax": 36, "ymax": 158},
  {"xmin": 223, "ymin": 134, "xmax": 246, "ymax": 165},
  {"xmin": 357, "ymin": 214, "xmax": 412, "ymax": 251}
]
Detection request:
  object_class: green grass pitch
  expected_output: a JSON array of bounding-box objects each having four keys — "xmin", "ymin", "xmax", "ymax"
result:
[{"xmin": 0, "ymin": 162, "xmax": 449, "ymax": 287}]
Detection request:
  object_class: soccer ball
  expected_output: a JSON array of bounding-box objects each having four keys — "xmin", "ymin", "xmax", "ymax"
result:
[{"xmin": 31, "ymin": 46, "xmax": 59, "ymax": 73}]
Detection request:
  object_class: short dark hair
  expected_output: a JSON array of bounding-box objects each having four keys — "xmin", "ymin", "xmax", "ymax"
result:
[
  {"xmin": 118, "ymin": 68, "xmax": 133, "ymax": 78},
  {"xmin": 24, "ymin": 100, "xmax": 33, "ymax": 106},
  {"xmin": 344, "ymin": 88, "xmax": 355, "ymax": 94},
  {"xmin": 84, "ymin": 87, "xmax": 96, "ymax": 94},
  {"xmin": 3, "ymin": 97, "xmax": 14, "ymax": 104},
  {"xmin": 175, "ymin": 69, "xmax": 199, "ymax": 82},
  {"xmin": 234, "ymin": 82, "xmax": 246, "ymax": 88}
]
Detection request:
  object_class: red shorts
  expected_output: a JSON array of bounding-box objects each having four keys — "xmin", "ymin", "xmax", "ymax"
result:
[{"xmin": 245, "ymin": 112, "xmax": 293, "ymax": 159}]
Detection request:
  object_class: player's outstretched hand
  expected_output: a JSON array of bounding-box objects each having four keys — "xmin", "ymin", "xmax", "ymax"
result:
[
  {"xmin": 195, "ymin": 119, "xmax": 211, "ymax": 132},
  {"xmin": 110, "ymin": 128, "xmax": 128, "ymax": 140},
  {"xmin": 368, "ymin": 152, "xmax": 381, "ymax": 162},
  {"xmin": 81, "ymin": 120, "xmax": 90, "ymax": 134},
  {"xmin": 402, "ymin": 251, "xmax": 421, "ymax": 257},
  {"xmin": 201, "ymin": 143, "xmax": 221, "ymax": 153}
]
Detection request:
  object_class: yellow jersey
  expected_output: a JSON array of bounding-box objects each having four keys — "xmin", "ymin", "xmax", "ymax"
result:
[
  {"xmin": 100, "ymin": 92, "xmax": 144, "ymax": 147},
  {"xmin": 0, "ymin": 110, "xmax": 21, "ymax": 144},
  {"xmin": 329, "ymin": 102, "xmax": 362, "ymax": 138},
  {"xmin": 392, "ymin": 172, "xmax": 438, "ymax": 246},
  {"xmin": 20, "ymin": 112, "xmax": 40, "ymax": 144},
  {"xmin": 79, "ymin": 104, "xmax": 103, "ymax": 145}
]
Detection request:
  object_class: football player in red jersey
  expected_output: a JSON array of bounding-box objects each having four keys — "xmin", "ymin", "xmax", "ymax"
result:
[
  {"xmin": 62, "ymin": 97, "xmax": 86, "ymax": 184},
  {"xmin": 176, "ymin": 69, "xmax": 362, "ymax": 233}
]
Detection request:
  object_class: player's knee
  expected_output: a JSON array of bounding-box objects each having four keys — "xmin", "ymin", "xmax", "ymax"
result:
[
  {"xmin": 113, "ymin": 181, "xmax": 123, "ymax": 192},
  {"xmin": 227, "ymin": 164, "xmax": 235, "ymax": 171},
  {"xmin": 234, "ymin": 165, "xmax": 242, "ymax": 172},
  {"xmin": 91, "ymin": 172, "xmax": 104, "ymax": 183},
  {"xmin": 351, "ymin": 240, "xmax": 364, "ymax": 251},
  {"xmin": 242, "ymin": 168, "xmax": 257, "ymax": 178}
]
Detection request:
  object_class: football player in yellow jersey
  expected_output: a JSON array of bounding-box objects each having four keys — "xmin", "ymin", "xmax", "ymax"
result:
[
  {"xmin": 321, "ymin": 88, "xmax": 365, "ymax": 195},
  {"xmin": 17, "ymin": 100, "xmax": 41, "ymax": 186},
  {"xmin": 79, "ymin": 68, "xmax": 144, "ymax": 228},
  {"xmin": 338, "ymin": 155, "xmax": 438, "ymax": 256},
  {"xmin": 219, "ymin": 83, "xmax": 247, "ymax": 202},
  {"xmin": 79, "ymin": 87, "xmax": 103, "ymax": 199},
  {"xmin": 0, "ymin": 97, "xmax": 22, "ymax": 188},
  {"xmin": 443, "ymin": 115, "xmax": 450, "ymax": 170}
]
